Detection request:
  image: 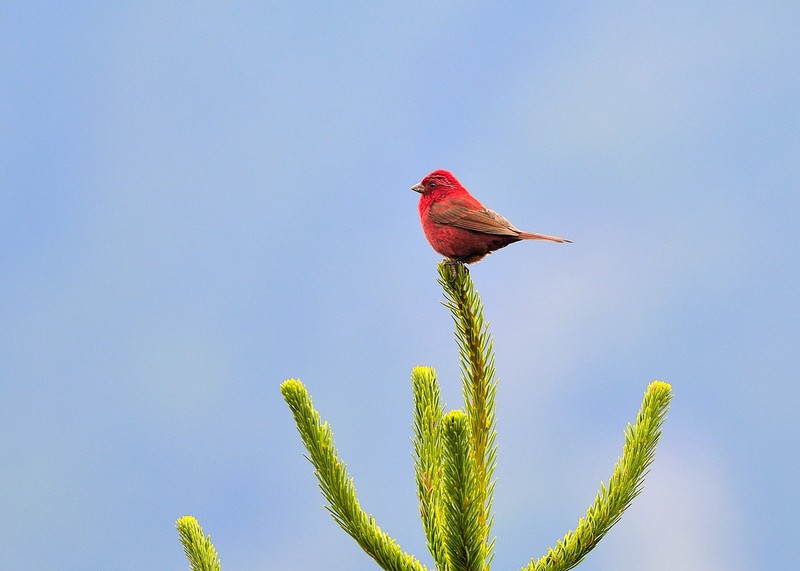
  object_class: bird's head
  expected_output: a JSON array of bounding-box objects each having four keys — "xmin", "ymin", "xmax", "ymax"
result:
[{"xmin": 411, "ymin": 170, "xmax": 461, "ymax": 195}]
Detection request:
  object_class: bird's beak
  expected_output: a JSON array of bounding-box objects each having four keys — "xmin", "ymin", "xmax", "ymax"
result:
[{"xmin": 411, "ymin": 183, "xmax": 424, "ymax": 193}]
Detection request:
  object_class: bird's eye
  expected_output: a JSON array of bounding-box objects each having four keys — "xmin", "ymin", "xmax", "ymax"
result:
[{"xmin": 428, "ymin": 182, "xmax": 436, "ymax": 189}]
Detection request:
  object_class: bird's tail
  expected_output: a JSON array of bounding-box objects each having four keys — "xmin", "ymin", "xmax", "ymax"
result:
[{"xmin": 518, "ymin": 231, "xmax": 572, "ymax": 243}]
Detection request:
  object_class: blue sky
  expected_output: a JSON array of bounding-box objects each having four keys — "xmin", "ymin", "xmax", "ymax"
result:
[{"xmin": 2, "ymin": 2, "xmax": 798, "ymax": 570}]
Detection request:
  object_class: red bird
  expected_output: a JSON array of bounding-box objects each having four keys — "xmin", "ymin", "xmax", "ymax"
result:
[{"xmin": 411, "ymin": 170, "xmax": 570, "ymax": 263}]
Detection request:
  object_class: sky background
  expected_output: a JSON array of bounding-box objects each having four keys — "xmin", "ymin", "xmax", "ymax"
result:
[{"xmin": 2, "ymin": 2, "xmax": 798, "ymax": 570}]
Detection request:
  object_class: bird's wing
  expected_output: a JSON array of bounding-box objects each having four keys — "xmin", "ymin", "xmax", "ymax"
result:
[{"xmin": 429, "ymin": 201, "xmax": 521, "ymax": 236}]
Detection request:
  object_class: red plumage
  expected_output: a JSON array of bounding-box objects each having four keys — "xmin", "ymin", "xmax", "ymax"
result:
[{"xmin": 411, "ymin": 170, "xmax": 570, "ymax": 263}]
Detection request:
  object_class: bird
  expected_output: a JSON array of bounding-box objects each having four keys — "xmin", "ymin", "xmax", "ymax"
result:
[{"xmin": 411, "ymin": 169, "xmax": 570, "ymax": 264}]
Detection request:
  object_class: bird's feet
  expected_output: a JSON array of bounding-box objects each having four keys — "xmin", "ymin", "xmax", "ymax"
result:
[{"xmin": 442, "ymin": 258, "xmax": 468, "ymax": 279}]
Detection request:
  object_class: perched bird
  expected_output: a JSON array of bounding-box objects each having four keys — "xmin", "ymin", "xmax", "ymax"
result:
[{"xmin": 411, "ymin": 170, "xmax": 570, "ymax": 263}]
